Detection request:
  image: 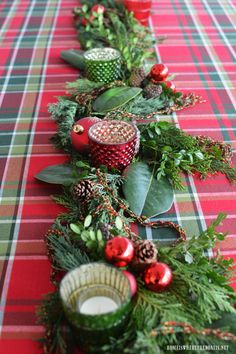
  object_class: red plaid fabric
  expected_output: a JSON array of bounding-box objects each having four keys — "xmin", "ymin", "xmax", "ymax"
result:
[{"xmin": 0, "ymin": 0, "xmax": 236, "ymax": 353}]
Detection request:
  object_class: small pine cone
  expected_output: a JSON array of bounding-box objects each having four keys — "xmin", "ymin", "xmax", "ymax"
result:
[
  {"xmin": 72, "ymin": 179, "xmax": 94, "ymax": 201},
  {"xmin": 129, "ymin": 67, "xmax": 146, "ymax": 87},
  {"xmin": 144, "ymin": 84, "xmax": 163, "ymax": 99},
  {"xmin": 131, "ymin": 240, "xmax": 158, "ymax": 273},
  {"xmin": 99, "ymin": 223, "xmax": 112, "ymax": 240}
]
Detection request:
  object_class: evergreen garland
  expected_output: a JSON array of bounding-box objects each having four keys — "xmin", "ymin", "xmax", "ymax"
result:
[{"xmin": 36, "ymin": 1, "xmax": 236, "ymax": 353}]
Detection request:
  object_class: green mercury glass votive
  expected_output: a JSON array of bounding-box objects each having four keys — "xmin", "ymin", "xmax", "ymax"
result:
[
  {"xmin": 84, "ymin": 47, "xmax": 121, "ymax": 83},
  {"xmin": 59, "ymin": 263, "xmax": 132, "ymax": 353}
]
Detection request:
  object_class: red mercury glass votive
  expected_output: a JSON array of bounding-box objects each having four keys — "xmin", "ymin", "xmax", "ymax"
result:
[
  {"xmin": 88, "ymin": 120, "xmax": 138, "ymax": 171},
  {"xmin": 124, "ymin": 0, "xmax": 152, "ymax": 26}
]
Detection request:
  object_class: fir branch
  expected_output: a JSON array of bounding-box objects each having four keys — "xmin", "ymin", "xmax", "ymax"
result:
[
  {"xmin": 124, "ymin": 95, "xmax": 168, "ymax": 116},
  {"xmin": 66, "ymin": 78, "xmax": 104, "ymax": 93},
  {"xmin": 48, "ymin": 99, "xmax": 78, "ymax": 123},
  {"xmin": 48, "ymin": 99, "xmax": 78, "ymax": 152}
]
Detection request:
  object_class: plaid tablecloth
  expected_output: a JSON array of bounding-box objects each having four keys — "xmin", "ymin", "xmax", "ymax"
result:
[{"xmin": 0, "ymin": 0, "xmax": 236, "ymax": 353}]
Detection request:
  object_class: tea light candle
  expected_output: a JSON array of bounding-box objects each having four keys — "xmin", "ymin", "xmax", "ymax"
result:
[{"xmin": 79, "ymin": 296, "xmax": 119, "ymax": 315}]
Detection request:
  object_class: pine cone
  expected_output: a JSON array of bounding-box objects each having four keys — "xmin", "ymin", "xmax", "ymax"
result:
[
  {"xmin": 99, "ymin": 223, "xmax": 112, "ymax": 240},
  {"xmin": 72, "ymin": 179, "xmax": 94, "ymax": 201},
  {"xmin": 129, "ymin": 67, "xmax": 146, "ymax": 87},
  {"xmin": 144, "ymin": 84, "xmax": 163, "ymax": 99},
  {"xmin": 131, "ymin": 240, "xmax": 158, "ymax": 273}
]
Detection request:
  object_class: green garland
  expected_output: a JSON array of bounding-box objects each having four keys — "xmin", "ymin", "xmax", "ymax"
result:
[
  {"xmin": 73, "ymin": 0, "xmax": 157, "ymax": 77},
  {"xmin": 37, "ymin": 1, "xmax": 236, "ymax": 353}
]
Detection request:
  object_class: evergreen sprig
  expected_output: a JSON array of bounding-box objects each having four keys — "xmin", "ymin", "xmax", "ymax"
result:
[
  {"xmin": 37, "ymin": 292, "xmax": 67, "ymax": 354},
  {"xmin": 138, "ymin": 121, "xmax": 236, "ymax": 189},
  {"xmin": 48, "ymin": 99, "xmax": 79, "ymax": 152},
  {"xmin": 47, "ymin": 233, "xmax": 91, "ymax": 271},
  {"xmin": 66, "ymin": 78, "xmax": 104, "ymax": 93}
]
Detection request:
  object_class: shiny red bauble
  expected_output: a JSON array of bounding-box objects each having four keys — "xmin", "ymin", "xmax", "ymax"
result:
[
  {"xmin": 104, "ymin": 237, "xmax": 134, "ymax": 267},
  {"xmin": 149, "ymin": 63, "xmax": 169, "ymax": 82},
  {"xmin": 71, "ymin": 117, "xmax": 101, "ymax": 154},
  {"xmin": 165, "ymin": 81, "xmax": 176, "ymax": 92},
  {"xmin": 91, "ymin": 4, "xmax": 105, "ymax": 14},
  {"xmin": 122, "ymin": 270, "xmax": 137, "ymax": 296},
  {"xmin": 143, "ymin": 262, "xmax": 172, "ymax": 292}
]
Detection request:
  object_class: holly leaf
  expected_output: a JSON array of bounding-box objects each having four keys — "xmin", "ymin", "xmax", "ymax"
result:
[
  {"xmin": 93, "ymin": 86, "xmax": 142, "ymax": 113},
  {"xmin": 122, "ymin": 162, "xmax": 174, "ymax": 218},
  {"xmin": 35, "ymin": 164, "xmax": 75, "ymax": 185}
]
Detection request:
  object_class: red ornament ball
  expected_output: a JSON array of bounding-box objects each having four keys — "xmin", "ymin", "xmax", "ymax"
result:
[
  {"xmin": 71, "ymin": 117, "xmax": 101, "ymax": 154},
  {"xmin": 122, "ymin": 270, "xmax": 137, "ymax": 296},
  {"xmin": 149, "ymin": 63, "xmax": 169, "ymax": 82},
  {"xmin": 165, "ymin": 81, "xmax": 176, "ymax": 92},
  {"xmin": 143, "ymin": 262, "xmax": 172, "ymax": 292},
  {"xmin": 91, "ymin": 4, "xmax": 105, "ymax": 14},
  {"xmin": 104, "ymin": 237, "xmax": 134, "ymax": 267}
]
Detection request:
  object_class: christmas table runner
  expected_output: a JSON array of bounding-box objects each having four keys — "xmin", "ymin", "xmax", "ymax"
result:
[{"xmin": 0, "ymin": 0, "xmax": 236, "ymax": 353}]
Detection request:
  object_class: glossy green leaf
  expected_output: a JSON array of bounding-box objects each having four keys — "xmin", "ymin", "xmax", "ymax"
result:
[
  {"xmin": 35, "ymin": 164, "xmax": 75, "ymax": 185},
  {"xmin": 60, "ymin": 49, "xmax": 85, "ymax": 70},
  {"xmin": 93, "ymin": 86, "xmax": 142, "ymax": 113},
  {"xmin": 122, "ymin": 162, "xmax": 174, "ymax": 218}
]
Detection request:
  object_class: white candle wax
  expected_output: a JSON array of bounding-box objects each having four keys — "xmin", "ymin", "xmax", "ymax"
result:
[{"xmin": 79, "ymin": 296, "xmax": 119, "ymax": 315}]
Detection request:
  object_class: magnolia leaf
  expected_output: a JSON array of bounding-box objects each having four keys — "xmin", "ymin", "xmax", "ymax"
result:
[
  {"xmin": 35, "ymin": 164, "xmax": 75, "ymax": 185},
  {"xmin": 93, "ymin": 86, "xmax": 142, "ymax": 113},
  {"xmin": 60, "ymin": 49, "xmax": 85, "ymax": 70},
  {"xmin": 122, "ymin": 162, "xmax": 174, "ymax": 218}
]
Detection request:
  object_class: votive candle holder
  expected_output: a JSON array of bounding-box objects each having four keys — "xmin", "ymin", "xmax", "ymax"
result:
[
  {"xmin": 59, "ymin": 263, "xmax": 132, "ymax": 352},
  {"xmin": 88, "ymin": 120, "xmax": 138, "ymax": 171},
  {"xmin": 84, "ymin": 47, "xmax": 121, "ymax": 83}
]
